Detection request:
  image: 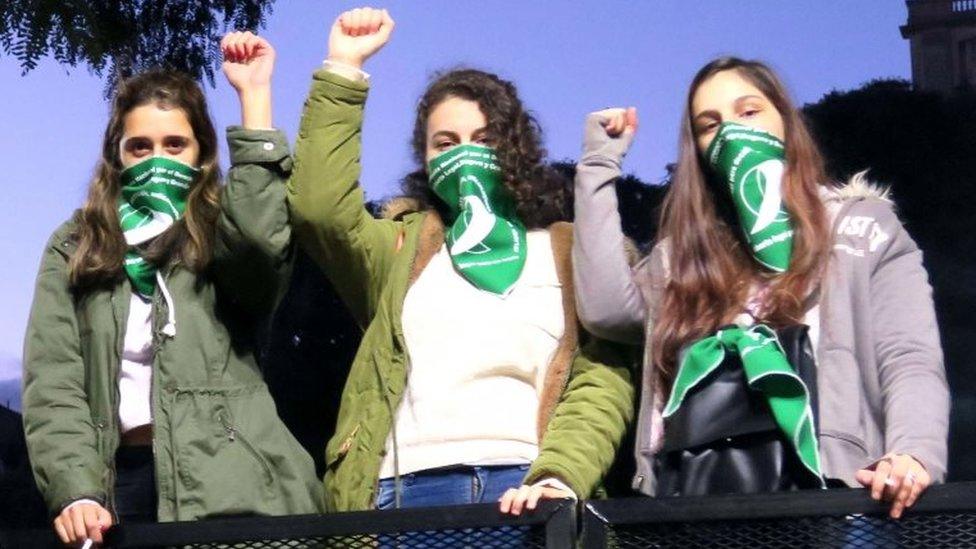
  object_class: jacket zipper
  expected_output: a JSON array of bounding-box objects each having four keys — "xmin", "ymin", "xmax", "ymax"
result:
[
  {"xmin": 149, "ymin": 277, "xmax": 166, "ymax": 520},
  {"xmin": 107, "ymin": 292, "xmax": 125, "ymax": 520}
]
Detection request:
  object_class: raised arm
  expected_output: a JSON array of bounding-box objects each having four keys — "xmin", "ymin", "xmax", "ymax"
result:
[
  {"xmin": 572, "ymin": 108, "xmax": 646, "ymax": 344},
  {"xmin": 211, "ymin": 32, "xmax": 295, "ymax": 317},
  {"xmin": 287, "ymin": 8, "xmax": 402, "ymax": 327}
]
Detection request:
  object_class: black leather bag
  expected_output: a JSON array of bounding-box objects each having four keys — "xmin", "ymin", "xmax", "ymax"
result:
[{"xmin": 654, "ymin": 325, "xmax": 821, "ymax": 497}]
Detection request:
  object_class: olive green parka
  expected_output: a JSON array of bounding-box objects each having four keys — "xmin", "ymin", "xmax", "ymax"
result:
[
  {"xmin": 22, "ymin": 128, "xmax": 323, "ymax": 521},
  {"xmin": 287, "ymin": 71, "xmax": 636, "ymax": 512}
]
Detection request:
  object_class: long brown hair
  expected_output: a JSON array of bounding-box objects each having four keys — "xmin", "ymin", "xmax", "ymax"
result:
[
  {"xmin": 69, "ymin": 69, "xmax": 221, "ymax": 292},
  {"xmin": 400, "ymin": 68, "xmax": 569, "ymax": 229},
  {"xmin": 652, "ymin": 57, "xmax": 832, "ymax": 383}
]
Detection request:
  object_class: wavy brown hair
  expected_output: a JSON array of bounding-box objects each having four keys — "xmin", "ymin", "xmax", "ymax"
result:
[
  {"xmin": 69, "ymin": 69, "xmax": 221, "ymax": 292},
  {"xmin": 652, "ymin": 57, "xmax": 832, "ymax": 384},
  {"xmin": 400, "ymin": 68, "xmax": 568, "ymax": 229}
]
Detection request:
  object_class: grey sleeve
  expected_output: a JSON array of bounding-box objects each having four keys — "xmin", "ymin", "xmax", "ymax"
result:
[
  {"xmin": 868, "ymin": 204, "xmax": 949, "ymax": 481},
  {"xmin": 572, "ymin": 112, "xmax": 646, "ymax": 345}
]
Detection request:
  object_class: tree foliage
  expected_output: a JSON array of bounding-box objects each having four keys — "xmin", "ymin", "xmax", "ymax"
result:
[
  {"xmin": 0, "ymin": 0, "xmax": 274, "ymax": 94},
  {"xmin": 803, "ymin": 79, "xmax": 976, "ymax": 250}
]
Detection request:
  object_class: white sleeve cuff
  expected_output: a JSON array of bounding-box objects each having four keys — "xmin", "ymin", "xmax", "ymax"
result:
[
  {"xmin": 321, "ymin": 59, "xmax": 370, "ymax": 81},
  {"xmin": 62, "ymin": 499, "xmax": 101, "ymax": 512},
  {"xmin": 531, "ymin": 477, "xmax": 578, "ymax": 500}
]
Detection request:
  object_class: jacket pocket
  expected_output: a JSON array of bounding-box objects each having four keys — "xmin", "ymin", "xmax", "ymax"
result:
[
  {"xmin": 168, "ymin": 384, "xmax": 319, "ymax": 518},
  {"xmin": 216, "ymin": 409, "xmax": 274, "ymax": 487}
]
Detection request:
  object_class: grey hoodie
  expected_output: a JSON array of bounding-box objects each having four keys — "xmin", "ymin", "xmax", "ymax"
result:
[{"xmin": 572, "ymin": 114, "xmax": 949, "ymax": 494}]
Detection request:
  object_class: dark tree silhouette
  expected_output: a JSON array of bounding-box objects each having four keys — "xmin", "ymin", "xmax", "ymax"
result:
[
  {"xmin": 550, "ymin": 160, "xmax": 668, "ymax": 250},
  {"xmin": 0, "ymin": 1, "xmax": 274, "ymax": 93}
]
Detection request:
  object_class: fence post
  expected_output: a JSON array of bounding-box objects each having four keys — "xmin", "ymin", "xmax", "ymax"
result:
[
  {"xmin": 580, "ymin": 501, "xmax": 608, "ymax": 549},
  {"xmin": 544, "ymin": 498, "xmax": 577, "ymax": 549}
]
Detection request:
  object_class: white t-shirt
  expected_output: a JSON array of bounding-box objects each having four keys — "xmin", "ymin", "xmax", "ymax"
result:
[{"xmin": 378, "ymin": 230, "xmax": 565, "ymax": 478}]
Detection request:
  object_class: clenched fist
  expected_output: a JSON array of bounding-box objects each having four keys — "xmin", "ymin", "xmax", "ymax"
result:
[
  {"xmin": 221, "ymin": 31, "xmax": 275, "ymax": 94},
  {"xmin": 327, "ymin": 7, "xmax": 395, "ymax": 69}
]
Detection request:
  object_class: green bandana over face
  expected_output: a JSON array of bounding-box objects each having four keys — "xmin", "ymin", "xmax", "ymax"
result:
[
  {"xmin": 705, "ymin": 122, "xmax": 793, "ymax": 272},
  {"xmin": 117, "ymin": 156, "xmax": 196, "ymax": 298},
  {"xmin": 428, "ymin": 144, "xmax": 527, "ymax": 295},
  {"xmin": 663, "ymin": 324, "xmax": 825, "ymax": 486}
]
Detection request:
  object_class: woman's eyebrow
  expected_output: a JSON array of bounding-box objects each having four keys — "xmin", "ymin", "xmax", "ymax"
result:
[
  {"xmin": 430, "ymin": 130, "xmax": 460, "ymax": 140},
  {"xmin": 693, "ymin": 109, "xmax": 720, "ymax": 122},
  {"xmin": 734, "ymin": 94, "xmax": 765, "ymax": 107}
]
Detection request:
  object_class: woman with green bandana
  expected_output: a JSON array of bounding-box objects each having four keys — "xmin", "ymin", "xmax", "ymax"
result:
[
  {"xmin": 22, "ymin": 32, "xmax": 322, "ymax": 546},
  {"xmin": 287, "ymin": 7, "xmax": 634, "ymax": 516},
  {"xmin": 572, "ymin": 57, "xmax": 948, "ymax": 519}
]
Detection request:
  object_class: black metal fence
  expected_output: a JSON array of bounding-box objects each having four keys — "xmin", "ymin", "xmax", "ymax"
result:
[
  {"xmin": 0, "ymin": 499, "xmax": 575, "ymax": 549},
  {"xmin": 4, "ymin": 483, "xmax": 976, "ymax": 548},
  {"xmin": 582, "ymin": 482, "xmax": 976, "ymax": 548}
]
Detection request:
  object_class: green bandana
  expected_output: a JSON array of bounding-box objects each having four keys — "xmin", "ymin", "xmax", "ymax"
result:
[
  {"xmin": 428, "ymin": 144, "xmax": 527, "ymax": 295},
  {"xmin": 117, "ymin": 156, "xmax": 196, "ymax": 298},
  {"xmin": 663, "ymin": 324, "xmax": 825, "ymax": 486},
  {"xmin": 705, "ymin": 122, "xmax": 793, "ymax": 272}
]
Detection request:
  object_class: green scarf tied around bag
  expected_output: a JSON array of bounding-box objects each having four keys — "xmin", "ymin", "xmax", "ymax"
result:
[
  {"xmin": 705, "ymin": 122, "xmax": 794, "ymax": 272},
  {"xmin": 427, "ymin": 144, "xmax": 527, "ymax": 295},
  {"xmin": 117, "ymin": 156, "xmax": 196, "ymax": 299},
  {"xmin": 663, "ymin": 324, "xmax": 826, "ymax": 486}
]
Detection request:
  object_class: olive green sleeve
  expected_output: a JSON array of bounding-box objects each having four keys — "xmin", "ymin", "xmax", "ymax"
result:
[
  {"xmin": 212, "ymin": 127, "xmax": 294, "ymax": 317},
  {"xmin": 287, "ymin": 70, "xmax": 401, "ymax": 328},
  {"xmin": 21, "ymin": 231, "xmax": 107, "ymax": 514},
  {"xmin": 524, "ymin": 337, "xmax": 637, "ymax": 497}
]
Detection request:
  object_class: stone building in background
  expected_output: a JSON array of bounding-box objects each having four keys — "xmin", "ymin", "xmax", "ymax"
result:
[{"xmin": 902, "ymin": 0, "xmax": 976, "ymax": 92}]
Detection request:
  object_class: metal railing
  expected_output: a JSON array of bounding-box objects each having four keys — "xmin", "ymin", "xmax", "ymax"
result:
[
  {"xmin": 955, "ymin": 0, "xmax": 976, "ymax": 13},
  {"xmin": 0, "ymin": 498, "xmax": 575, "ymax": 549},
  {"xmin": 582, "ymin": 482, "xmax": 976, "ymax": 548},
  {"xmin": 4, "ymin": 483, "xmax": 976, "ymax": 548}
]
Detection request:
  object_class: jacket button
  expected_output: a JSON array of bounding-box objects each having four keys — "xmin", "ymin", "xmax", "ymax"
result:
[{"xmin": 262, "ymin": 142, "xmax": 274, "ymax": 151}]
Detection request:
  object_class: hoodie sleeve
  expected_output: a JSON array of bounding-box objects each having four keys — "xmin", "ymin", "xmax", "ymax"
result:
[
  {"xmin": 865, "ymin": 201, "xmax": 949, "ymax": 481},
  {"xmin": 572, "ymin": 113, "xmax": 646, "ymax": 344}
]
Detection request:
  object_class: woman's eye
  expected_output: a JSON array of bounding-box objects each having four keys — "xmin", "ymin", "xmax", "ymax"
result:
[
  {"xmin": 435, "ymin": 141, "xmax": 454, "ymax": 150},
  {"xmin": 129, "ymin": 141, "xmax": 151, "ymax": 155},
  {"xmin": 164, "ymin": 138, "xmax": 187, "ymax": 153},
  {"xmin": 698, "ymin": 121, "xmax": 719, "ymax": 135},
  {"xmin": 740, "ymin": 108, "xmax": 760, "ymax": 118}
]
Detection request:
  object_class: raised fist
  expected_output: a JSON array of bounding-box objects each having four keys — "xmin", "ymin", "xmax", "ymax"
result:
[
  {"xmin": 221, "ymin": 31, "xmax": 275, "ymax": 93},
  {"xmin": 582, "ymin": 107, "xmax": 639, "ymax": 161},
  {"xmin": 594, "ymin": 107, "xmax": 638, "ymax": 138},
  {"xmin": 327, "ymin": 7, "xmax": 395, "ymax": 69}
]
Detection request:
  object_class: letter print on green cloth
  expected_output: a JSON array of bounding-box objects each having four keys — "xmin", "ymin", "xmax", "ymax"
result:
[
  {"xmin": 663, "ymin": 324, "xmax": 825, "ymax": 486},
  {"xmin": 427, "ymin": 144, "xmax": 527, "ymax": 295},
  {"xmin": 117, "ymin": 156, "xmax": 196, "ymax": 298},
  {"xmin": 706, "ymin": 122, "xmax": 794, "ymax": 272}
]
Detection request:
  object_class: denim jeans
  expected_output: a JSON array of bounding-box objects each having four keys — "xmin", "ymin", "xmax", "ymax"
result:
[
  {"xmin": 375, "ymin": 464, "xmax": 531, "ymax": 548},
  {"xmin": 376, "ymin": 463, "xmax": 530, "ymax": 510}
]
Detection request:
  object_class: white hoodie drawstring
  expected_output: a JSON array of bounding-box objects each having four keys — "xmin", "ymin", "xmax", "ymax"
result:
[{"xmin": 156, "ymin": 270, "xmax": 176, "ymax": 337}]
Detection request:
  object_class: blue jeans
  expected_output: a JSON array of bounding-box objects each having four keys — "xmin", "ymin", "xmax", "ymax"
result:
[
  {"xmin": 376, "ymin": 464, "xmax": 530, "ymax": 509},
  {"xmin": 375, "ymin": 465, "xmax": 531, "ymax": 548}
]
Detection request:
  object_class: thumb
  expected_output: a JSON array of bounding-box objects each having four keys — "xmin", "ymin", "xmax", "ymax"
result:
[
  {"xmin": 377, "ymin": 9, "xmax": 395, "ymax": 39},
  {"xmin": 855, "ymin": 468, "xmax": 874, "ymax": 487}
]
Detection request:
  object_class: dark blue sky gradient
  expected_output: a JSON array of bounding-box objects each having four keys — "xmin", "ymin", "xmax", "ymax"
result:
[{"xmin": 0, "ymin": 1, "xmax": 911, "ymax": 381}]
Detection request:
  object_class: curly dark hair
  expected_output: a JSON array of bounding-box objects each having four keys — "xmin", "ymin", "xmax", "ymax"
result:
[{"xmin": 399, "ymin": 68, "xmax": 569, "ymax": 229}]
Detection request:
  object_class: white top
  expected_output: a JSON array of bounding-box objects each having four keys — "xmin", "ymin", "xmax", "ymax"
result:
[
  {"xmin": 378, "ymin": 230, "xmax": 565, "ymax": 479},
  {"xmin": 118, "ymin": 293, "xmax": 154, "ymax": 433}
]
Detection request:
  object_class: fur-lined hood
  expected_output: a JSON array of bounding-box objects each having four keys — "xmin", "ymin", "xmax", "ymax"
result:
[{"xmin": 824, "ymin": 170, "xmax": 892, "ymax": 204}]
